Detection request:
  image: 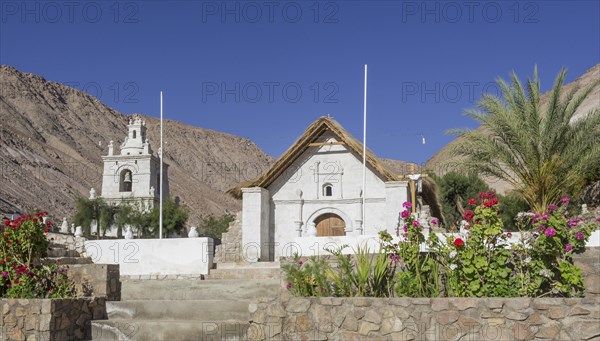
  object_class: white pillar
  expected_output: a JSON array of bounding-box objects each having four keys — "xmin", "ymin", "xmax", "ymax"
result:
[
  {"xmin": 241, "ymin": 187, "xmax": 270, "ymax": 262},
  {"xmin": 384, "ymin": 181, "xmax": 409, "ymax": 237}
]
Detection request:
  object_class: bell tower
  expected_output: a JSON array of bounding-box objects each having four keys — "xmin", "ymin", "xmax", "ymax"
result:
[{"xmin": 100, "ymin": 116, "xmax": 169, "ymax": 210}]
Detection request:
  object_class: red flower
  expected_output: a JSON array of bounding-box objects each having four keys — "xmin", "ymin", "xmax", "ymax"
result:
[
  {"xmin": 483, "ymin": 197, "xmax": 499, "ymax": 207},
  {"xmin": 463, "ymin": 210, "xmax": 474, "ymax": 222},
  {"xmin": 3, "ymin": 220, "xmax": 9, "ymax": 226},
  {"xmin": 32, "ymin": 218, "xmax": 38, "ymax": 223},
  {"xmin": 468, "ymin": 198, "xmax": 476, "ymax": 205},
  {"xmin": 7, "ymin": 242, "xmax": 12, "ymax": 246},
  {"xmin": 506, "ymin": 232, "xmax": 512, "ymax": 238},
  {"xmin": 453, "ymin": 238, "xmax": 464, "ymax": 247},
  {"xmin": 3, "ymin": 234, "xmax": 8, "ymax": 238},
  {"xmin": 44, "ymin": 228, "xmax": 49, "ymax": 233},
  {"xmin": 13, "ymin": 279, "xmax": 19, "ymax": 284}
]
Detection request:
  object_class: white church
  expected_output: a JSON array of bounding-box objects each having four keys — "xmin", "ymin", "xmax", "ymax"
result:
[
  {"xmin": 100, "ymin": 117, "xmax": 169, "ymax": 211},
  {"xmin": 228, "ymin": 116, "xmax": 435, "ymax": 261}
]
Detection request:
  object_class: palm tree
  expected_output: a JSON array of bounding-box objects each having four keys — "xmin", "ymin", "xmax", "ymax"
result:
[{"xmin": 450, "ymin": 67, "xmax": 600, "ymax": 213}]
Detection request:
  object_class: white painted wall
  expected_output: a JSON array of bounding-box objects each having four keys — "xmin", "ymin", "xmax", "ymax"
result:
[
  {"xmin": 282, "ymin": 229, "xmax": 600, "ymax": 258},
  {"xmin": 84, "ymin": 238, "xmax": 214, "ymax": 276}
]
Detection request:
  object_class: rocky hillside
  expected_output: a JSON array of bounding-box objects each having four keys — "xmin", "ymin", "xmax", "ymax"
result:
[
  {"xmin": 425, "ymin": 63, "xmax": 600, "ymax": 193},
  {"xmin": 0, "ymin": 65, "xmax": 273, "ymax": 225}
]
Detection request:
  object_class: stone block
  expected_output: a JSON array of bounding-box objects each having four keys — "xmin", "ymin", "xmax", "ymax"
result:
[
  {"xmin": 286, "ymin": 298, "xmax": 310, "ymax": 313},
  {"xmin": 358, "ymin": 321, "xmax": 379, "ymax": 335}
]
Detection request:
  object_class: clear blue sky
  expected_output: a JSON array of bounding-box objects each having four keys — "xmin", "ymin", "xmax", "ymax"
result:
[{"xmin": 1, "ymin": 0, "xmax": 599, "ymax": 164}]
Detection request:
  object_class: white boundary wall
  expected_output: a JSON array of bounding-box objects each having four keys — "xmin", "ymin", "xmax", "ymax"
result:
[
  {"xmin": 284, "ymin": 230, "xmax": 600, "ymax": 258},
  {"xmin": 84, "ymin": 238, "xmax": 213, "ymax": 276}
]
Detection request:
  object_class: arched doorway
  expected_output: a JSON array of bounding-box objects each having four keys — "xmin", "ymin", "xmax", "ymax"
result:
[{"xmin": 314, "ymin": 213, "xmax": 346, "ymax": 236}]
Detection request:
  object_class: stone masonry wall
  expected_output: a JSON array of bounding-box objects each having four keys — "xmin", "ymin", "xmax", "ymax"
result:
[
  {"xmin": 0, "ymin": 297, "xmax": 106, "ymax": 341},
  {"xmin": 66, "ymin": 264, "xmax": 120, "ymax": 301},
  {"xmin": 250, "ymin": 247, "xmax": 600, "ymax": 340},
  {"xmin": 46, "ymin": 233, "xmax": 87, "ymax": 257},
  {"xmin": 248, "ymin": 296, "xmax": 600, "ymax": 341},
  {"xmin": 573, "ymin": 247, "xmax": 600, "ymax": 298},
  {"xmin": 214, "ymin": 211, "xmax": 244, "ymax": 264}
]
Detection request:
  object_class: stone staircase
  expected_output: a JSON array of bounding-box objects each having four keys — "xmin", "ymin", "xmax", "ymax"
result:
[
  {"xmin": 83, "ymin": 212, "xmax": 283, "ymax": 340},
  {"xmin": 90, "ymin": 278, "xmax": 280, "ymax": 341},
  {"xmin": 44, "ymin": 232, "xmax": 93, "ymax": 265},
  {"xmin": 205, "ymin": 262, "xmax": 281, "ymax": 281}
]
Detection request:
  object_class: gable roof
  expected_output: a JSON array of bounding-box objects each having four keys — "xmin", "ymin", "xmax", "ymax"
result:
[{"xmin": 227, "ymin": 116, "xmax": 400, "ymax": 198}]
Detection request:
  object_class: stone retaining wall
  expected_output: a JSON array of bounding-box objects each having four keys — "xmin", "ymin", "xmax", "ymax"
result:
[
  {"xmin": 46, "ymin": 233, "xmax": 87, "ymax": 257},
  {"xmin": 248, "ymin": 296, "xmax": 600, "ymax": 341},
  {"xmin": 0, "ymin": 297, "xmax": 106, "ymax": 341},
  {"xmin": 66, "ymin": 264, "xmax": 120, "ymax": 301}
]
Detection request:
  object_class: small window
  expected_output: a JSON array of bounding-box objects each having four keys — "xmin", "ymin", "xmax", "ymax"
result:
[
  {"xmin": 323, "ymin": 184, "xmax": 333, "ymax": 197},
  {"xmin": 133, "ymin": 130, "xmax": 137, "ymax": 139}
]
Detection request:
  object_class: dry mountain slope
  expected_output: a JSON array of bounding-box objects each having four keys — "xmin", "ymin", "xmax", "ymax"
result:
[
  {"xmin": 425, "ymin": 63, "xmax": 600, "ymax": 193},
  {"xmin": 0, "ymin": 65, "xmax": 273, "ymax": 224}
]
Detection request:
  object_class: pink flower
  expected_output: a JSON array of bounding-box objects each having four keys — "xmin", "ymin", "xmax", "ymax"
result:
[
  {"xmin": 431, "ymin": 219, "xmax": 439, "ymax": 225},
  {"xmin": 285, "ymin": 282, "xmax": 292, "ymax": 290},
  {"xmin": 541, "ymin": 214, "xmax": 549, "ymax": 220},
  {"xmin": 561, "ymin": 197, "xmax": 569, "ymax": 203},
  {"xmin": 297, "ymin": 260, "xmax": 303, "ymax": 266},
  {"xmin": 547, "ymin": 204, "xmax": 558, "ymax": 212},
  {"xmin": 412, "ymin": 221, "xmax": 420, "ymax": 227},
  {"xmin": 576, "ymin": 231, "xmax": 585, "ymax": 240},
  {"xmin": 468, "ymin": 198, "xmax": 476, "ymax": 205},
  {"xmin": 401, "ymin": 210, "xmax": 410, "ymax": 219},
  {"xmin": 391, "ymin": 254, "xmax": 399, "ymax": 264},
  {"xmin": 544, "ymin": 228, "xmax": 556, "ymax": 237},
  {"xmin": 402, "ymin": 202, "xmax": 412, "ymax": 209},
  {"xmin": 565, "ymin": 244, "xmax": 573, "ymax": 252}
]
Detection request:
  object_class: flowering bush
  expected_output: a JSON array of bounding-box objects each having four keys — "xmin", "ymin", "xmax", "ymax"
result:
[
  {"xmin": 282, "ymin": 193, "xmax": 596, "ymax": 298},
  {"xmin": 379, "ymin": 203, "xmax": 441, "ymax": 297},
  {"xmin": 1, "ymin": 212, "xmax": 74, "ymax": 298},
  {"xmin": 435, "ymin": 192, "xmax": 520, "ymax": 297},
  {"xmin": 511, "ymin": 201, "xmax": 595, "ymax": 297}
]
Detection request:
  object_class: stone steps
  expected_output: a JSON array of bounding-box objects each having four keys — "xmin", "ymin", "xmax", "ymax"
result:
[
  {"xmin": 48, "ymin": 244, "xmax": 80, "ymax": 257},
  {"xmin": 120, "ymin": 279, "xmax": 279, "ymax": 300},
  {"xmin": 91, "ymin": 279, "xmax": 280, "ymax": 340},
  {"xmin": 106, "ymin": 300, "xmax": 250, "ymax": 320},
  {"xmin": 91, "ymin": 319, "xmax": 250, "ymax": 341},
  {"xmin": 42, "ymin": 256, "xmax": 93, "ymax": 265},
  {"xmin": 205, "ymin": 263, "xmax": 281, "ymax": 280}
]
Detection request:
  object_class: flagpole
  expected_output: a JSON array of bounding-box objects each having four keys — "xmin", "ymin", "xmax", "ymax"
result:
[
  {"xmin": 362, "ymin": 64, "xmax": 367, "ymax": 233},
  {"xmin": 159, "ymin": 91, "xmax": 163, "ymax": 239}
]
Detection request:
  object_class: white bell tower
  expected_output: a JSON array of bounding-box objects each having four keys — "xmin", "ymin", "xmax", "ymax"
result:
[{"xmin": 100, "ymin": 116, "xmax": 169, "ymax": 210}]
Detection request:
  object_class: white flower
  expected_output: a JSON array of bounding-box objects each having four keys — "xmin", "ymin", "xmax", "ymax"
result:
[
  {"xmin": 524, "ymin": 257, "xmax": 531, "ymax": 263},
  {"xmin": 449, "ymin": 264, "xmax": 458, "ymax": 270},
  {"xmin": 449, "ymin": 251, "xmax": 457, "ymax": 259}
]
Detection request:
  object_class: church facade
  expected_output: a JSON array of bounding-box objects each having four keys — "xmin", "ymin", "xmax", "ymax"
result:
[
  {"xmin": 100, "ymin": 117, "xmax": 169, "ymax": 211},
  {"xmin": 229, "ymin": 117, "xmax": 413, "ymax": 261}
]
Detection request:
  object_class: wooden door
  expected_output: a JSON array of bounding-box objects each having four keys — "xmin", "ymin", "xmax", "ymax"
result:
[{"xmin": 315, "ymin": 213, "xmax": 346, "ymax": 236}]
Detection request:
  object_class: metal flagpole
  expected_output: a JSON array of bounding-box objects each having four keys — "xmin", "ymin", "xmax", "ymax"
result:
[
  {"xmin": 159, "ymin": 91, "xmax": 163, "ymax": 239},
  {"xmin": 362, "ymin": 64, "xmax": 367, "ymax": 233}
]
